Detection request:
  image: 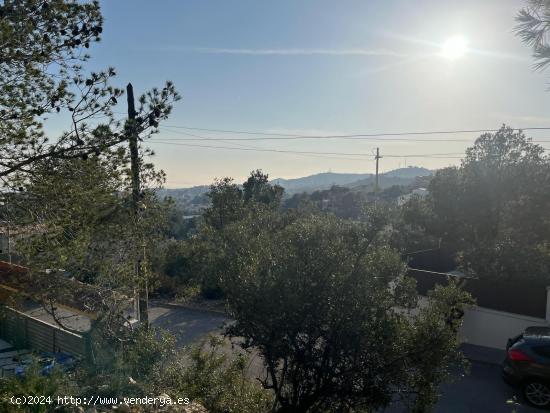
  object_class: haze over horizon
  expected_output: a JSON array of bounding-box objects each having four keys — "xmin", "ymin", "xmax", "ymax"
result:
[{"xmin": 45, "ymin": 0, "xmax": 550, "ymax": 187}]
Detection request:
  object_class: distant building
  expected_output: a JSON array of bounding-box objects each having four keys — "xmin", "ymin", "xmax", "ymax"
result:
[{"xmin": 397, "ymin": 187, "xmax": 429, "ymax": 206}]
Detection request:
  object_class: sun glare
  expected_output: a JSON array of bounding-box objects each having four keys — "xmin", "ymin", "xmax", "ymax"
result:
[{"xmin": 441, "ymin": 35, "xmax": 468, "ymax": 60}]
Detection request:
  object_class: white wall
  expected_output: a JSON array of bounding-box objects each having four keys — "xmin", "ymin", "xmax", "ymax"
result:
[{"xmin": 459, "ymin": 306, "xmax": 548, "ymax": 350}]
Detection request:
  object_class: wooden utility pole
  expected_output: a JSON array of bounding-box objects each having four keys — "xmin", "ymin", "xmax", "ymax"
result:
[
  {"xmin": 6, "ymin": 193, "xmax": 10, "ymax": 264},
  {"xmin": 126, "ymin": 83, "xmax": 148, "ymax": 325},
  {"xmin": 374, "ymin": 147, "xmax": 381, "ymax": 192}
]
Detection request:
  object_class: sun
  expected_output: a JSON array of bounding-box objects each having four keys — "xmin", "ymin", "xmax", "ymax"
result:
[{"xmin": 441, "ymin": 35, "xmax": 468, "ymax": 60}]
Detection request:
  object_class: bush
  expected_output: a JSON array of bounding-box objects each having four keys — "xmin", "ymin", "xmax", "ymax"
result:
[
  {"xmin": 153, "ymin": 336, "xmax": 273, "ymax": 413},
  {"xmin": 0, "ymin": 359, "xmax": 76, "ymax": 413}
]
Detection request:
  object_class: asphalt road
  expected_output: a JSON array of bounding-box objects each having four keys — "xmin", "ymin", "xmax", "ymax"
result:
[
  {"xmin": 148, "ymin": 304, "xmax": 228, "ymax": 346},
  {"xmin": 383, "ymin": 362, "xmax": 540, "ymax": 413}
]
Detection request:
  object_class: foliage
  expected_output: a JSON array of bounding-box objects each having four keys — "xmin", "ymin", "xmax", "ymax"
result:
[
  {"xmin": 283, "ymin": 183, "xmax": 428, "ymax": 222},
  {"xmin": 193, "ymin": 170, "xmax": 286, "ymax": 298},
  {"xmin": 0, "ymin": 330, "xmax": 270, "ymax": 413},
  {"xmin": 0, "ymin": 0, "xmax": 108, "ymax": 177},
  {"xmin": 155, "ymin": 336, "xmax": 273, "ymax": 413},
  {"xmin": 10, "ymin": 154, "xmax": 171, "ymax": 296},
  {"xmin": 0, "ymin": 0, "xmax": 179, "ymax": 184},
  {"xmin": 89, "ymin": 330, "xmax": 273, "ymax": 412},
  {"xmin": 0, "ymin": 360, "xmax": 76, "ymax": 413},
  {"xmin": 202, "ymin": 177, "xmax": 245, "ymax": 231},
  {"xmin": 163, "ymin": 204, "xmax": 199, "ymax": 240},
  {"xmin": 405, "ymin": 125, "xmax": 550, "ymax": 282},
  {"xmin": 149, "ymin": 238, "xmax": 194, "ymax": 297},
  {"xmin": 516, "ymin": 0, "xmax": 550, "ymax": 70},
  {"xmin": 203, "ymin": 170, "xmax": 283, "ymax": 230},
  {"xmin": 217, "ymin": 213, "xmax": 471, "ymax": 412},
  {"xmin": 389, "ymin": 196, "xmax": 440, "ymax": 254},
  {"xmin": 242, "ymin": 169, "xmax": 284, "ymax": 207},
  {"xmin": 1, "ymin": 0, "xmax": 181, "ymax": 333},
  {"xmin": 75, "ymin": 324, "xmax": 177, "ymax": 400},
  {"xmin": 284, "ymin": 185, "xmax": 367, "ymax": 219},
  {"xmin": 6, "ymin": 153, "xmax": 174, "ymax": 377}
]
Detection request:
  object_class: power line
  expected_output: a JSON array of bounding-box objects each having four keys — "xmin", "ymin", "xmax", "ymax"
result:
[
  {"xmin": 153, "ymin": 128, "xmax": 550, "ymax": 156},
  {"xmin": 149, "ymin": 140, "xmax": 466, "ymax": 159},
  {"xmin": 157, "ymin": 131, "xmax": 376, "ymax": 162},
  {"xmin": 160, "ymin": 124, "xmax": 550, "ymax": 141},
  {"xmin": 158, "ymin": 127, "xmax": 476, "ymax": 142},
  {"xmin": 151, "ymin": 141, "xmax": 376, "ymax": 158}
]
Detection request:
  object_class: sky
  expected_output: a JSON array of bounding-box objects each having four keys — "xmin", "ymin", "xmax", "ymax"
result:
[{"xmin": 50, "ymin": 0, "xmax": 550, "ymax": 187}]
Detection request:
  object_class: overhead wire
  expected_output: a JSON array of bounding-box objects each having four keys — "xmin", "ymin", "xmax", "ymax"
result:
[
  {"xmin": 149, "ymin": 140, "xmax": 466, "ymax": 159},
  {"xmin": 155, "ymin": 130, "xmax": 376, "ymax": 162},
  {"xmin": 160, "ymin": 124, "xmax": 550, "ymax": 141},
  {"xmin": 150, "ymin": 124, "xmax": 550, "ymax": 160}
]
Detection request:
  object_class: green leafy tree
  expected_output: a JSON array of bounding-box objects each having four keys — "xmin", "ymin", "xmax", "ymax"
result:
[
  {"xmin": 203, "ymin": 170, "xmax": 283, "ymax": 231},
  {"xmin": 218, "ymin": 213, "xmax": 471, "ymax": 413},
  {"xmin": 406, "ymin": 126, "xmax": 550, "ymax": 281},
  {"xmin": 194, "ymin": 171, "xmax": 286, "ymax": 297},
  {"xmin": 285, "ymin": 185, "xmax": 367, "ymax": 219},
  {"xmin": 243, "ymin": 169, "xmax": 284, "ymax": 208},
  {"xmin": 202, "ymin": 177, "xmax": 244, "ymax": 231}
]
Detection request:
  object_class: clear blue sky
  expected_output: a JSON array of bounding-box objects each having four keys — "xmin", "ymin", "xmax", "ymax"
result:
[{"xmin": 74, "ymin": 0, "xmax": 550, "ymax": 186}]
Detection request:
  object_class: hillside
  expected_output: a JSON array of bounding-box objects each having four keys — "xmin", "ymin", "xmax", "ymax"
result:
[
  {"xmin": 271, "ymin": 172, "xmax": 372, "ymax": 194},
  {"xmin": 158, "ymin": 167, "xmax": 433, "ymax": 213},
  {"xmin": 273, "ymin": 167, "xmax": 431, "ymax": 194},
  {"xmin": 157, "ymin": 185, "xmax": 210, "ymax": 215}
]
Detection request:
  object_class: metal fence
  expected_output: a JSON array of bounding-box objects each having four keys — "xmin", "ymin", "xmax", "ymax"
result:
[{"xmin": 0, "ymin": 307, "xmax": 86, "ymax": 357}]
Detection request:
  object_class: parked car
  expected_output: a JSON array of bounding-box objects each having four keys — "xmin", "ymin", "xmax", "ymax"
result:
[{"xmin": 503, "ymin": 326, "xmax": 550, "ymax": 408}]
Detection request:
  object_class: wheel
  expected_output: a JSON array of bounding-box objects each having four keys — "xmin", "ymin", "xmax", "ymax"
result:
[{"xmin": 523, "ymin": 381, "xmax": 550, "ymax": 408}]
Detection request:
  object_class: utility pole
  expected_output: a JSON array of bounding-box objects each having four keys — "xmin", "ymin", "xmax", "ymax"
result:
[
  {"xmin": 0, "ymin": 191, "xmax": 11, "ymax": 264},
  {"xmin": 126, "ymin": 83, "xmax": 148, "ymax": 325},
  {"xmin": 374, "ymin": 147, "xmax": 382, "ymax": 192},
  {"xmin": 6, "ymin": 193, "xmax": 10, "ymax": 264}
]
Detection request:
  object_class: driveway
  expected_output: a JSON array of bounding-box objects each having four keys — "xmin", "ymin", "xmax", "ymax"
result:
[
  {"xmin": 436, "ymin": 362, "xmax": 538, "ymax": 413},
  {"xmin": 383, "ymin": 362, "xmax": 539, "ymax": 413}
]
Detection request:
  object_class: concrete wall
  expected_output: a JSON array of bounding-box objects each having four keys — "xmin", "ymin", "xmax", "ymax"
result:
[
  {"xmin": 414, "ymin": 295, "xmax": 549, "ymax": 350},
  {"xmin": 459, "ymin": 306, "xmax": 548, "ymax": 350}
]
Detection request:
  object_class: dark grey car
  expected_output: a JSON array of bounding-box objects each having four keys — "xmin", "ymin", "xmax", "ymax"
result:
[{"xmin": 502, "ymin": 326, "xmax": 550, "ymax": 409}]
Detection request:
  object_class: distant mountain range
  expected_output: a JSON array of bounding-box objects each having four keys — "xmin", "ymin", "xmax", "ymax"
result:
[
  {"xmin": 271, "ymin": 172, "xmax": 372, "ymax": 194},
  {"xmin": 158, "ymin": 167, "xmax": 432, "ymax": 214},
  {"xmin": 272, "ymin": 167, "xmax": 432, "ymax": 194}
]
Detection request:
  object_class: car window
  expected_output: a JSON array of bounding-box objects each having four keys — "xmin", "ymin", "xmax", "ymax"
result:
[{"xmin": 532, "ymin": 345, "xmax": 550, "ymax": 359}]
